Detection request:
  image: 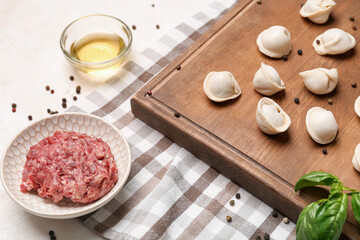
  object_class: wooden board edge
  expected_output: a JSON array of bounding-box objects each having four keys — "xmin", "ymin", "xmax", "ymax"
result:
[
  {"xmin": 142, "ymin": 0, "xmax": 254, "ymax": 90},
  {"xmin": 129, "ymin": 0, "xmax": 360, "ymax": 238},
  {"xmin": 130, "ymin": 94, "xmax": 359, "ymax": 239}
]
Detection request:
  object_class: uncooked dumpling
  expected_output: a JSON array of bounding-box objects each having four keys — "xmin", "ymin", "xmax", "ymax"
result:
[
  {"xmin": 203, "ymin": 71, "xmax": 241, "ymax": 102},
  {"xmin": 256, "ymin": 26, "xmax": 292, "ymax": 58},
  {"xmin": 313, "ymin": 28, "xmax": 355, "ymax": 55},
  {"xmin": 352, "ymin": 144, "xmax": 360, "ymax": 172},
  {"xmin": 355, "ymin": 96, "xmax": 360, "ymax": 117},
  {"xmin": 306, "ymin": 107, "xmax": 338, "ymax": 144},
  {"xmin": 253, "ymin": 62, "xmax": 285, "ymax": 96},
  {"xmin": 256, "ymin": 97, "xmax": 291, "ymax": 135},
  {"xmin": 299, "ymin": 68, "xmax": 338, "ymax": 95},
  {"xmin": 300, "ymin": 0, "xmax": 336, "ymax": 24}
]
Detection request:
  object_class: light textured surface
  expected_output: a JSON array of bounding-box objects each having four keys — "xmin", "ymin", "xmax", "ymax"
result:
[
  {"xmin": 1, "ymin": 113, "xmax": 131, "ymax": 218},
  {"xmin": 0, "ymin": 0, "xmax": 217, "ymax": 239}
]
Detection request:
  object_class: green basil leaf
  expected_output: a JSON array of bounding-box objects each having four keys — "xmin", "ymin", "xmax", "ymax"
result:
[
  {"xmin": 295, "ymin": 171, "xmax": 341, "ymax": 192},
  {"xmin": 351, "ymin": 192, "xmax": 360, "ymax": 225},
  {"xmin": 296, "ymin": 201, "xmax": 323, "ymax": 240},
  {"xmin": 315, "ymin": 193, "xmax": 348, "ymax": 240}
]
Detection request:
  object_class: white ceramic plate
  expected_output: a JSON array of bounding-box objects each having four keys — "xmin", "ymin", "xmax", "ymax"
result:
[{"xmin": 0, "ymin": 113, "xmax": 131, "ymax": 219}]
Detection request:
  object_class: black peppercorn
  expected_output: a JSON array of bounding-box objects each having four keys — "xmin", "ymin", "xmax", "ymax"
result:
[
  {"xmin": 323, "ymin": 149, "xmax": 327, "ymax": 155},
  {"xmin": 264, "ymin": 233, "xmax": 270, "ymax": 240},
  {"xmin": 176, "ymin": 64, "xmax": 181, "ymax": 70},
  {"xmin": 282, "ymin": 55, "xmax": 288, "ymax": 61},
  {"xmin": 297, "ymin": 49, "xmax": 303, "ymax": 55},
  {"xmin": 235, "ymin": 193, "xmax": 241, "ymax": 199},
  {"xmin": 73, "ymin": 96, "xmax": 78, "ymax": 101},
  {"xmin": 28, "ymin": 115, "xmax": 32, "ymax": 121},
  {"xmin": 49, "ymin": 230, "xmax": 55, "ymax": 236},
  {"xmin": 76, "ymin": 85, "xmax": 81, "ymax": 94},
  {"xmin": 69, "ymin": 76, "xmax": 74, "ymax": 81},
  {"xmin": 272, "ymin": 211, "xmax": 278, "ymax": 218},
  {"xmin": 316, "ymin": 39, "xmax": 320, "ymax": 44},
  {"xmin": 47, "ymin": 109, "xmax": 51, "ymax": 113},
  {"xmin": 62, "ymin": 98, "xmax": 67, "ymax": 102},
  {"xmin": 174, "ymin": 112, "xmax": 180, "ymax": 118},
  {"xmin": 352, "ymin": 82, "xmax": 357, "ymax": 88},
  {"xmin": 62, "ymin": 102, "xmax": 67, "ymax": 108},
  {"xmin": 294, "ymin": 98, "xmax": 300, "ymax": 104},
  {"xmin": 350, "ymin": 16, "xmax": 355, "ymax": 21}
]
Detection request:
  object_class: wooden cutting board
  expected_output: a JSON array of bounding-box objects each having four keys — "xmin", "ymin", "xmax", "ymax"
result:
[{"xmin": 131, "ymin": 0, "xmax": 360, "ymax": 237}]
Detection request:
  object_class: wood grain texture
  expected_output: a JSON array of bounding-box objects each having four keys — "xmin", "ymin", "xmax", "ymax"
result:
[{"xmin": 131, "ymin": 0, "xmax": 360, "ymax": 238}]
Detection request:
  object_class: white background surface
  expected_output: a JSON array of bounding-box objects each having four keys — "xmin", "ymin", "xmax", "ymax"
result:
[{"xmin": 0, "ymin": 1, "xmax": 211, "ymax": 239}]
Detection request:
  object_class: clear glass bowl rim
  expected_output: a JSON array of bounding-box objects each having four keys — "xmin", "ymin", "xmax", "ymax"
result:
[{"xmin": 59, "ymin": 14, "xmax": 133, "ymax": 67}]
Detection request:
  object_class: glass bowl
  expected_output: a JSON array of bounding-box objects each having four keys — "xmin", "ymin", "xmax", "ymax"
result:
[{"xmin": 60, "ymin": 14, "xmax": 132, "ymax": 76}]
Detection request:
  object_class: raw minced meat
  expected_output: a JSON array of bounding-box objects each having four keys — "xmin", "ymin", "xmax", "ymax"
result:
[{"xmin": 20, "ymin": 130, "xmax": 118, "ymax": 204}]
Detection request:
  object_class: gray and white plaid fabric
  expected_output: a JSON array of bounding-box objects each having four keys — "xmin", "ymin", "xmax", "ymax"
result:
[{"xmin": 68, "ymin": 0, "xmax": 297, "ymax": 239}]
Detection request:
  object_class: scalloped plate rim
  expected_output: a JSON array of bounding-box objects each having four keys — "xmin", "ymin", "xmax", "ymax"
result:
[{"xmin": 0, "ymin": 112, "xmax": 131, "ymax": 219}]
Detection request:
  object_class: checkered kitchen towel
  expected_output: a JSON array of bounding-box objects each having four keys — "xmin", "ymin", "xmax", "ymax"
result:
[{"xmin": 68, "ymin": 0, "xmax": 297, "ymax": 239}]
